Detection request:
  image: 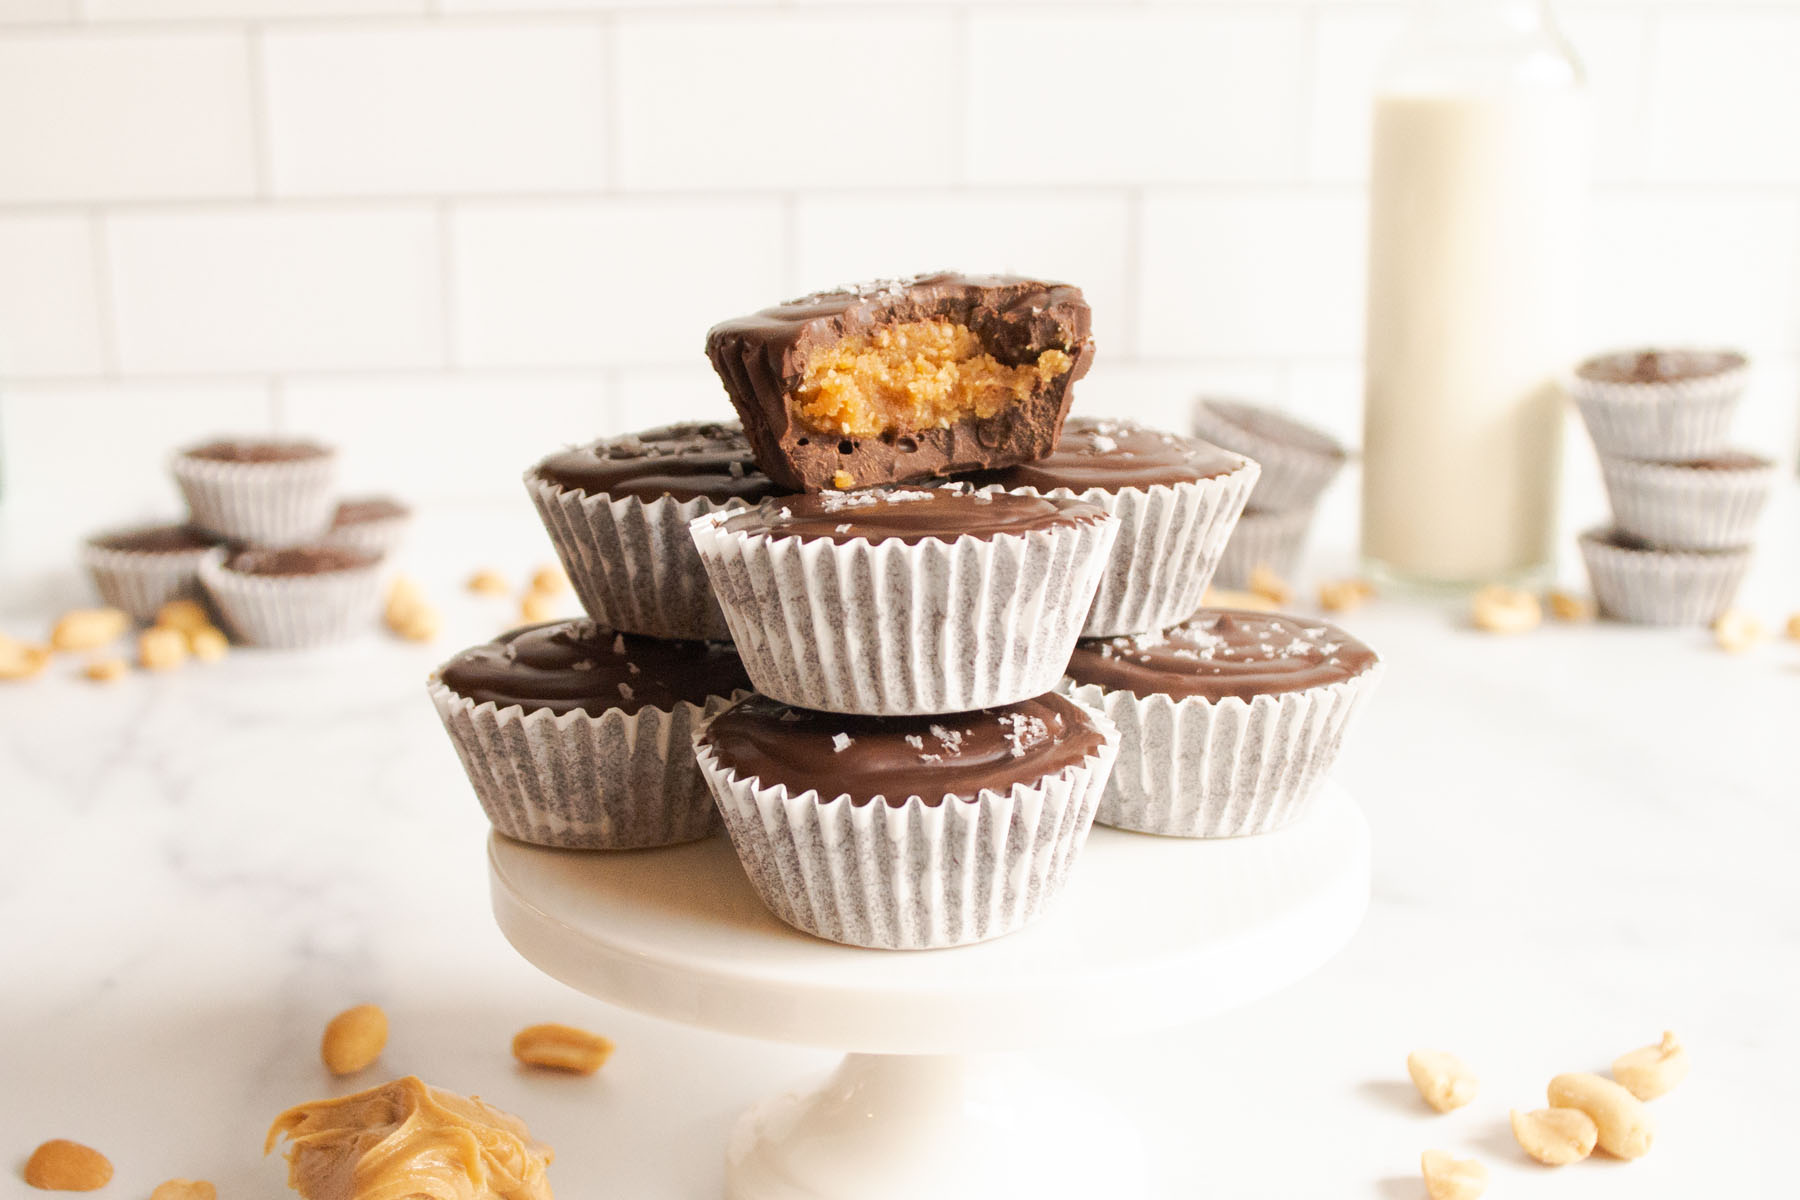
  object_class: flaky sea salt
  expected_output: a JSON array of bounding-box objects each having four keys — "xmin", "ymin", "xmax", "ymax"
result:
[{"xmin": 832, "ymin": 733, "xmax": 853, "ymax": 753}]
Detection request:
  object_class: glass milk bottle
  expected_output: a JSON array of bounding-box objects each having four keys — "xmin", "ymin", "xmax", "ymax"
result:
[{"xmin": 1361, "ymin": 0, "xmax": 1587, "ymax": 588}]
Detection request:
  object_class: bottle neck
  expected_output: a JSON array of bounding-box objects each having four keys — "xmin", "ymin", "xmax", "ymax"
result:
[{"xmin": 1386, "ymin": 0, "xmax": 1581, "ymax": 92}]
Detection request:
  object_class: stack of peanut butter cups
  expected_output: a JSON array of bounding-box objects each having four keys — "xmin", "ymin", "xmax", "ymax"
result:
[{"xmin": 1572, "ymin": 348, "xmax": 1773, "ymax": 625}]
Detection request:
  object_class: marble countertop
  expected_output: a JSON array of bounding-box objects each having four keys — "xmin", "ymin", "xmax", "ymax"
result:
[{"xmin": 2, "ymin": 491, "xmax": 1793, "ymax": 1198}]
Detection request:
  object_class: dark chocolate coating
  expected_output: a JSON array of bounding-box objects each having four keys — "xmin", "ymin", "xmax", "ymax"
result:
[
  {"xmin": 89, "ymin": 524, "xmax": 220, "ymax": 554},
  {"xmin": 717, "ymin": 484, "xmax": 1109, "ymax": 546},
  {"xmin": 965, "ymin": 417, "xmax": 1246, "ymax": 494},
  {"xmin": 1576, "ymin": 348, "xmax": 1747, "ymax": 385},
  {"xmin": 440, "ymin": 620, "xmax": 751, "ymax": 718},
  {"xmin": 225, "ymin": 544, "xmax": 380, "ymax": 576},
  {"xmin": 333, "ymin": 497, "xmax": 410, "ymax": 525},
  {"xmin": 698, "ymin": 691, "xmax": 1105, "ymax": 807},
  {"xmin": 533, "ymin": 421, "xmax": 782, "ymax": 504},
  {"xmin": 182, "ymin": 439, "xmax": 331, "ymax": 463},
  {"xmin": 705, "ymin": 273, "xmax": 1094, "ymax": 492},
  {"xmin": 1065, "ymin": 609, "xmax": 1376, "ymax": 702}
]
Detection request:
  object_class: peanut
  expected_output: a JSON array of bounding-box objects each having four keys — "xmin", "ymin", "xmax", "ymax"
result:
[
  {"xmin": 84, "ymin": 657, "xmax": 129, "ymax": 683},
  {"xmin": 1471, "ymin": 585, "xmax": 1540, "ymax": 634},
  {"xmin": 155, "ymin": 599, "xmax": 213, "ymax": 634},
  {"xmin": 1786, "ymin": 611, "xmax": 1800, "ymax": 640},
  {"xmin": 1612, "ymin": 1031, "xmax": 1688, "ymax": 1101},
  {"xmin": 138, "ymin": 626, "xmax": 189, "ymax": 671},
  {"xmin": 530, "ymin": 564, "xmax": 569, "ymax": 595},
  {"xmin": 321, "ymin": 1003, "xmax": 388, "ymax": 1076},
  {"xmin": 1248, "ymin": 563, "xmax": 1292, "ymax": 607},
  {"xmin": 388, "ymin": 574, "xmax": 428, "ymax": 613},
  {"xmin": 1318, "ymin": 578, "xmax": 1374, "ymax": 613},
  {"xmin": 1420, "ymin": 1150, "xmax": 1486, "ymax": 1200},
  {"xmin": 22, "ymin": 1139, "xmax": 112, "ymax": 1191},
  {"xmin": 188, "ymin": 626, "xmax": 229, "ymax": 662},
  {"xmin": 831, "ymin": 469, "xmax": 855, "ymax": 489},
  {"xmin": 520, "ymin": 590, "xmax": 560, "ymax": 624},
  {"xmin": 1510, "ymin": 1106, "xmax": 1598, "ymax": 1165},
  {"xmin": 1406, "ymin": 1048, "xmax": 1478, "ymax": 1113},
  {"xmin": 1201, "ymin": 587, "xmax": 1277, "ymax": 613},
  {"xmin": 1713, "ymin": 608, "xmax": 1764, "ymax": 653},
  {"xmin": 466, "ymin": 569, "xmax": 511, "ymax": 597},
  {"xmin": 512, "ymin": 1022, "xmax": 615, "ymax": 1074},
  {"xmin": 150, "ymin": 1181, "xmax": 216, "ymax": 1200},
  {"xmin": 388, "ymin": 604, "xmax": 441, "ymax": 643},
  {"xmin": 0, "ymin": 637, "xmax": 52, "ymax": 681},
  {"xmin": 1546, "ymin": 589, "xmax": 1594, "ymax": 622},
  {"xmin": 1547, "ymin": 1072, "xmax": 1653, "ymax": 1159},
  {"xmin": 50, "ymin": 607, "xmax": 129, "ymax": 652}
]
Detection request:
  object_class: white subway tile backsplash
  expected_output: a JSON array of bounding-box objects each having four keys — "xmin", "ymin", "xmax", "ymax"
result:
[
  {"xmin": 1648, "ymin": 9, "xmax": 1800, "ymax": 184},
  {"xmin": 966, "ymin": 10, "xmax": 1309, "ymax": 185},
  {"xmin": 107, "ymin": 207, "xmax": 443, "ymax": 373},
  {"xmin": 0, "ymin": 0, "xmax": 75, "ymax": 22},
  {"xmin": 451, "ymin": 198, "xmax": 784, "ymax": 368},
  {"xmin": 0, "ymin": 32, "xmax": 254, "ymax": 203},
  {"xmin": 1138, "ymin": 189, "xmax": 1368, "ymax": 359},
  {"xmin": 263, "ymin": 24, "xmax": 607, "ymax": 197},
  {"xmin": 0, "ymin": 216, "xmax": 106, "ymax": 378},
  {"xmin": 611, "ymin": 364, "xmax": 736, "ymax": 431},
  {"xmin": 614, "ymin": 12, "xmax": 958, "ymax": 190},
  {"xmin": 793, "ymin": 193, "xmax": 1133, "ymax": 353},
  {"xmin": 1560, "ymin": 6, "xmax": 1650, "ymax": 184},
  {"xmin": 1307, "ymin": 6, "xmax": 1404, "ymax": 183},
  {"xmin": 86, "ymin": 0, "xmax": 423, "ymax": 20}
]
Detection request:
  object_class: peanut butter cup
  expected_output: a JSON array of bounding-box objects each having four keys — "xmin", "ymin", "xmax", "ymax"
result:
[
  {"xmin": 1572, "ymin": 346, "xmax": 1750, "ymax": 462},
  {"xmin": 535, "ymin": 422, "xmax": 780, "ymax": 505},
  {"xmin": 1190, "ymin": 398, "xmax": 1347, "ymax": 513},
  {"xmin": 82, "ymin": 522, "xmax": 224, "ymax": 623},
  {"xmin": 323, "ymin": 495, "xmax": 412, "ymax": 557},
  {"xmin": 717, "ymin": 484, "xmax": 1109, "ymax": 546},
  {"xmin": 172, "ymin": 435, "xmax": 340, "ymax": 547},
  {"xmin": 198, "ymin": 541, "xmax": 381, "ymax": 649}
]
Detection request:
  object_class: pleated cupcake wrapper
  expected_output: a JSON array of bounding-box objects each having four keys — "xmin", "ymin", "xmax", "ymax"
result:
[
  {"xmin": 689, "ymin": 510, "xmax": 1120, "ymax": 716},
  {"xmin": 1598, "ymin": 455, "xmax": 1776, "ymax": 552},
  {"xmin": 1064, "ymin": 665, "xmax": 1379, "ymax": 839},
  {"xmin": 1212, "ymin": 506, "xmax": 1315, "ymax": 591},
  {"xmin": 170, "ymin": 452, "xmax": 340, "ymax": 547},
  {"xmin": 999, "ymin": 456, "xmax": 1259, "ymax": 638},
  {"xmin": 430, "ymin": 679, "xmax": 743, "ymax": 850},
  {"xmin": 198, "ymin": 550, "xmax": 383, "ymax": 648},
  {"xmin": 1571, "ymin": 363, "xmax": 1748, "ymax": 462},
  {"xmin": 527, "ymin": 471, "xmax": 741, "ymax": 641},
  {"xmin": 1190, "ymin": 402, "xmax": 1345, "ymax": 513},
  {"xmin": 81, "ymin": 542, "xmax": 215, "ymax": 624},
  {"xmin": 693, "ymin": 710, "xmax": 1120, "ymax": 949},
  {"xmin": 1578, "ymin": 530, "xmax": 1751, "ymax": 627},
  {"xmin": 320, "ymin": 514, "xmax": 410, "ymax": 559}
]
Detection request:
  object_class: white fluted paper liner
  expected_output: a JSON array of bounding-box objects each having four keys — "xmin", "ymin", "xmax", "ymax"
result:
[
  {"xmin": 693, "ymin": 708, "xmax": 1119, "ymax": 949},
  {"xmin": 430, "ymin": 678, "xmax": 744, "ymax": 850},
  {"xmin": 996, "ymin": 456, "xmax": 1259, "ymax": 638},
  {"xmin": 81, "ymin": 540, "xmax": 216, "ymax": 624},
  {"xmin": 1212, "ymin": 506, "xmax": 1314, "ymax": 591},
  {"xmin": 321, "ymin": 513, "xmax": 410, "ymax": 559},
  {"xmin": 1063, "ymin": 666, "xmax": 1378, "ymax": 839},
  {"xmin": 198, "ymin": 549, "xmax": 383, "ymax": 648},
  {"xmin": 1578, "ymin": 529, "xmax": 1750, "ymax": 627},
  {"xmin": 1598, "ymin": 454, "xmax": 1776, "ymax": 552},
  {"xmin": 689, "ymin": 509, "xmax": 1119, "ymax": 715},
  {"xmin": 1191, "ymin": 399, "xmax": 1346, "ymax": 513},
  {"xmin": 170, "ymin": 450, "xmax": 340, "ymax": 547},
  {"xmin": 1571, "ymin": 357, "xmax": 1748, "ymax": 462},
  {"xmin": 528, "ymin": 470, "xmax": 743, "ymax": 640}
]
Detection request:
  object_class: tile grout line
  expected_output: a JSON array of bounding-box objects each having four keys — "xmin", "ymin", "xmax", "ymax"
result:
[
  {"xmin": 245, "ymin": 25, "xmax": 274, "ymax": 202},
  {"xmin": 436, "ymin": 198, "xmax": 456, "ymax": 372},
  {"xmin": 1120, "ymin": 186, "xmax": 1144, "ymax": 362},
  {"xmin": 602, "ymin": 12, "xmax": 622, "ymax": 193},
  {"xmin": 87, "ymin": 209, "xmax": 121, "ymax": 379}
]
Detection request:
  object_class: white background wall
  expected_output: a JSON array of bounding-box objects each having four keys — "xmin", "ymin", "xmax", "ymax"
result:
[{"xmin": 1, "ymin": 0, "xmax": 1796, "ymax": 548}]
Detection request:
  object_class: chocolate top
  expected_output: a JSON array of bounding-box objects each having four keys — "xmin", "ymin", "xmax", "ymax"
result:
[
  {"xmin": 183, "ymin": 438, "xmax": 331, "ymax": 463},
  {"xmin": 1576, "ymin": 348, "xmax": 1747, "ymax": 385},
  {"xmin": 1195, "ymin": 398, "xmax": 1346, "ymax": 459},
  {"xmin": 966, "ymin": 417, "xmax": 1246, "ymax": 493},
  {"xmin": 1065, "ymin": 610, "xmax": 1376, "ymax": 703},
  {"xmin": 698, "ymin": 692, "xmax": 1106, "ymax": 807},
  {"xmin": 439, "ymin": 620, "xmax": 751, "ymax": 718},
  {"xmin": 534, "ymin": 422, "xmax": 782, "ymax": 504},
  {"xmin": 1664, "ymin": 451, "xmax": 1772, "ymax": 471},
  {"xmin": 224, "ymin": 544, "xmax": 380, "ymax": 577},
  {"xmin": 89, "ymin": 523, "xmax": 219, "ymax": 554},
  {"xmin": 333, "ymin": 497, "xmax": 410, "ymax": 525},
  {"xmin": 717, "ymin": 484, "xmax": 1109, "ymax": 546}
]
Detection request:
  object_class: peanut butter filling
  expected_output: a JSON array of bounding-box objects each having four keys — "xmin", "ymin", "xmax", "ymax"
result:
[
  {"xmin": 265, "ymin": 1076, "xmax": 553, "ymax": 1200},
  {"xmin": 793, "ymin": 319, "xmax": 1072, "ymax": 439}
]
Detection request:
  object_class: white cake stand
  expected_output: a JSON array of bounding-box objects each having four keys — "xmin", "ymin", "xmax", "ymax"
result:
[{"xmin": 489, "ymin": 782, "xmax": 1369, "ymax": 1200}]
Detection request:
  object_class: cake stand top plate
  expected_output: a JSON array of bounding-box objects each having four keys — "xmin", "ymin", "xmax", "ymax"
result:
[{"xmin": 489, "ymin": 782, "xmax": 1368, "ymax": 1056}]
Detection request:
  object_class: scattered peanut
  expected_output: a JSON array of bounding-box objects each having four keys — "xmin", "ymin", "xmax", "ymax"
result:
[
  {"xmin": 154, "ymin": 599, "xmax": 213, "ymax": 634},
  {"xmin": 520, "ymin": 590, "xmax": 560, "ymax": 624},
  {"xmin": 1612, "ymin": 1031, "xmax": 1689, "ymax": 1101},
  {"xmin": 321, "ymin": 1003, "xmax": 388, "ymax": 1076},
  {"xmin": 0, "ymin": 637, "xmax": 53, "ymax": 681},
  {"xmin": 1713, "ymin": 608, "xmax": 1764, "ymax": 653},
  {"xmin": 1318, "ymin": 578, "xmax": 1375, "ymax": 612},
  {"xmin": 1471, "ymin": 585, "xmax": 1541, "ymax": 634},
  {"xmin": 466, "ymin": 569, "xmax": 511, "ymax": 597},
  {"xmin": 530, "ymin": 564, "xmax": 569, "ymax": 595},
  {"xmin": 1420, "ymin": 1150, "xmax": 1487, "ymax": 1200},
  {"xmin": 1510, "ymin": 1106, "xmax": 1598, "ymax": 1165},
  {"xmin": 50, "ymin": 607, "xmax": 130, "ymax": 652},
  {"xmin": 831, "ymin": 469, "xmax": 855, "ymax": 489},
  {"xmin": 149, "ymin": 1181, "xmax": 216, "ymax": 1200},
  {"xmin": 1248, "ymin": 563, "xmax": 1292, "ymax": 607},
  {"xmin": 1546, "ymin": 589, "xmax": 1594, "ymax": 622},
  {"xmin": 1547, "ymin": 1072, "xmax": 1653, "ymax": 1159},
  {"xmin": 1201, "ymin": 586, "xmax": 1278, "ymax": 613},
  {"xmin": 389, "ymin": 604, "xmax": 441, "ymax": 643},
  {"xmin": 188, "ymin": 625, "xmax": 229, "ymax": 662},
  {"xmin": 1406, "ymin": 1049, "xmax": 1479, "ymax": 1113},
  {"xmin": 1786, "ymin": 611, "xmax": 1800, "ymax": 640},
  {"xmin": 22, "ymin": 1139, "xmax": 112, "ymax": 1191},
  {"xmin": 512, "ymin": 1023, "xmax": 616, "ymax": 1075},
  {"xmin": 83, "ymin": 657, "xmax": 129, "ymax": 683},
  {"xmin": 138, "ymin": 626, "xmax": 189, "ymax": 671}
]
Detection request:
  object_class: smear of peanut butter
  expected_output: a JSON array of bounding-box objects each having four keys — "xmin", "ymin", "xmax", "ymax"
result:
[{"xmin": 266, "ymin": 1076, "xmax": 553, "ymax": 1200}]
